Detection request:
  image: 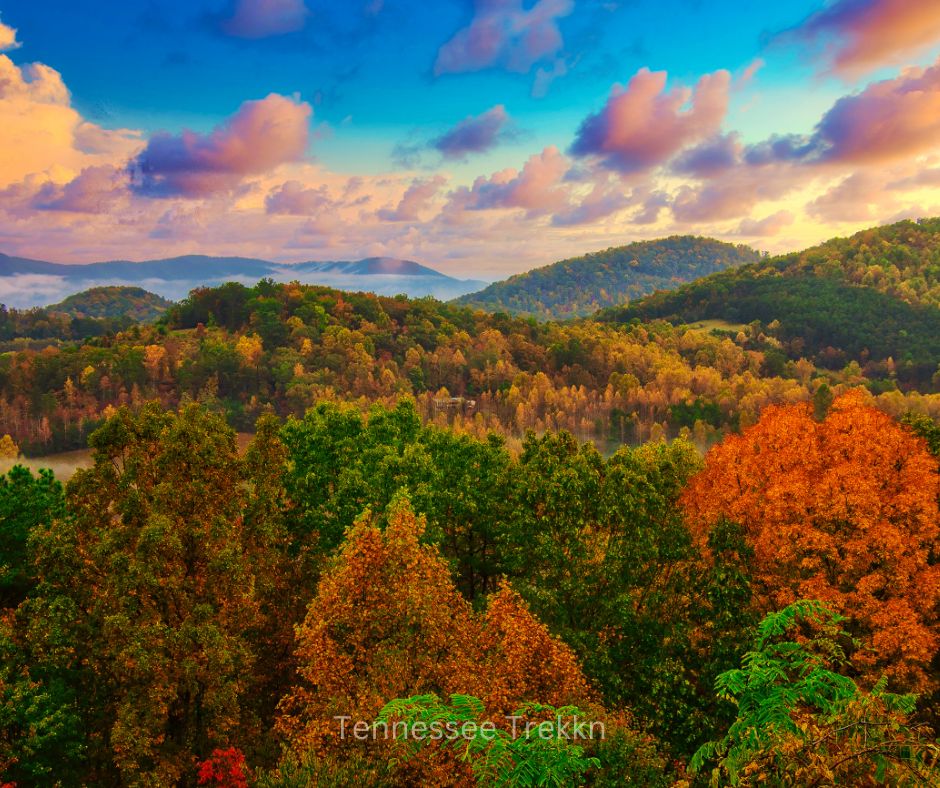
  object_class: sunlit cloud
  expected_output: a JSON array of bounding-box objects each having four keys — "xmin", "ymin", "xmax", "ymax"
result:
[
  {"xmin": 570, "ymin": 67, "xmax": 730, "ymax": 174},
  {"xmin": 129, "ymin": 94, "xmax": 312, "ymax": 197},
  {"xmin": 783, "ymin": 0, "xmax": 940, "ymax": 77}
]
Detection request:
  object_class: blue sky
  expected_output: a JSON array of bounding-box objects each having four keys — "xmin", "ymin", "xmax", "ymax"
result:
[{"xmin": 1, "ymin": 1, "xmax": 834, "ymax": 164}]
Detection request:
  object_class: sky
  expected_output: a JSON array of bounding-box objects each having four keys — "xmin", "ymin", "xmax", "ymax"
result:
[{"xmin": 3, "ymin": 0, "xmax": 940, "ymax": 278}]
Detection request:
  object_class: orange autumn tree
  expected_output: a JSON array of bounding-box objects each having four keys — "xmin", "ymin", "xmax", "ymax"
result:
[
  {"xmin": 275, "ymin": 497, "xmax": 606, "ymax": 782},
  {"xmin": 682, "ymin": 392, "xmax": 940, "ymax": 692},
  {"xmin": 276, "ymin": 498, "xmax": 484, "ymax": 758},
  {"xmin": 480, "ymin": 582, "xmax": 593, "ymax": 716}
]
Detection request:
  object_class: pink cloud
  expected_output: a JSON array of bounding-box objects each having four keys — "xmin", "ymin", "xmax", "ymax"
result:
[
  {"xmin": 672, "ymin": 133, "xmax": 742, "ymax": 178},
  {"xmin": 570, "ymin": 67, "xmax": 731, "ymax": 173},
  {"xmin": 34, "ymin": 165, "xmax": 125, "ymax": 214},
  {"xmin": 130, "ymin": 94, "xmax": 312, "ymax": 197},
  {"xmin": 457, "ymin": 145, "xmax": 569, "ymax": 217},
  {"xmin": 222, "ymin": 0, "xmax": 309, "ymax": 38},
  {"xmin": 266, "ymin": 180, "xmax": 333, "ymax": 215},
  {"xmin": 670, "ymin": 162, "xmax": 802, "ymax": 224},
  {"xmin": 808, "ymin": 172, "xmax": 896, "ymax": 222},
  {"xmin": 737, "ymin": 210, "xmax": 795, "ymax": 237},
  {"xmin": 378, "ymin": 175, "xmax": 446, "ymax": 221},
  {"xmin": 814, "ymin": 59, "xmax": 940, "ymax": 164},
  {"xmin": 551, "ymin": 180, "xmax": 631, "ymax": 226},
  {"xmin": 786, "ymin": 0, "xmax": 940, "ymax": 77},
  {"xmin": 434, "ymin": 0, "xmax": 573, "ymax": 76},
  {"xmin": 433, "ymin": 105, "xmax": 513, "ymax": 159}
]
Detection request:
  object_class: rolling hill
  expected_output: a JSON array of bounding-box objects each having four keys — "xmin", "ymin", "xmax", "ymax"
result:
[
  {"xmin": 0, "ymin": 253, "xmax": 487, "ymax": 308},
  {"xmin": 454, "ymin": 236, "xmax": 762, "ymax": 319},
  {"xmin": 47, "ymin": 286, "xmax": 173, "ymax": 323},
  {"xmin": 599, "ymin": 219, "xmax": 940, "ymax": 384}
]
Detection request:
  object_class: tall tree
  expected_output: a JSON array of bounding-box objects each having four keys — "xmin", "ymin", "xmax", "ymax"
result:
[
  {"xmin": 682, "ymin": 392, "xmax": 940, "ymax": 693},
  {"xmin": 25, "ymin": 404, "xmax": 260, "ymax": 784}
]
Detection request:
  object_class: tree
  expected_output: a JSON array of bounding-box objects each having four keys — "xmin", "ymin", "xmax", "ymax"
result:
[
  {"xmin": 277, "ymin": 496, "xmax": 665, "ymax": 785},
  {"xmin": 276, "ymin": 498, "xmax": 484, "ymax": 760},
  {"xmin": 691, "ymin": 601, "xmax": 940, "ymax": 786},
  {"xmin": 376, "ymin": 694, "xmax": 601, "ymax": 788},
  {"xmin": 0, "ymin": 466, "xmax": 64, "ymax": 607},
  {"xmin": 24, "ymin": 403, "xmax": 260, "ymax": 784},
  {"xmin": 682, "ymin": 393, "xmax": 940, "ymax": 692},
  {"xmin": 902, "ymin": 412, "xmax": 940, "ymax": 458}
]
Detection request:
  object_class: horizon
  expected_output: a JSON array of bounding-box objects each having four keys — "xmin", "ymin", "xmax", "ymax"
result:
[{"xmin": 3, "ymin": 2, "xmax": 940, "ymax": 279}]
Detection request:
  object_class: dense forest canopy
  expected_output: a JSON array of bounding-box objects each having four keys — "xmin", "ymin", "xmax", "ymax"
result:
[
  {"xmin": 455, "ymin": 236, "xmax": 761, "ymax": 319},
  {"xmin": 1, "ymin": 277, "xmax": 938, "ymax": 456},
  {"xmin": 0, "ymin": 221, "xmax": 939, "ymax": 785},
  {"xmin": 0, "ymin": 393, "xmax": 936, "ymax": 785},
  {"xmin": 602, "ymin": 219, "xmax": 940, "ymax": 385}
]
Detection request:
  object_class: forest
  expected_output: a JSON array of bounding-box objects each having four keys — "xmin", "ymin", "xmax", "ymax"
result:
[
  {"xmin": 605, "ymin": 219, "xmax": 940, "ymax": 385},
  {"xmin": 0, "ymin": 220, "xmax": 939, "ymax": 785},
  {"xmin": 0, "ymin": 391, "xmax": 937, "ymax": 785},
  {"xmin": 1, "ymin": 275, "xmax": 939, "ymax": 457},
  {"xmin": 455, "ymin": 237, "xmax": 761, "ymax": 319}
]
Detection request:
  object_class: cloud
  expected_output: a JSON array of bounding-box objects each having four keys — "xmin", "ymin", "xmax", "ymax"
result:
[
  {"xmin": 456, "ymin": 146, "xmax": 569, "ymax": 217},
  {"xmin": 0, "ymin": 17, "xmax": 20, "ymax": 52},
  {"xmin": 34, "ymin": 165, "xmax": 126, "ymax": 213},
  {"xmin": 672, "ymin": 133, "xmax": 742, "ymax": 178},
  {"xmin": 784, "ymin": 0, "xmax": 940, "ymax": 77},
  {"xmin": 632, "ymin": 191, "xmax": 670, "ymax": 225},
  {"xmin": 129, "ymin": 94, "xmax": 312, "ymax": 197},
  {"xmin": 0, "ymin": 53, "xmax": 141, "ymax": 189},
  {"xmin": 807, "ymin": 172, "xmax": 896, "ymax": 222},
  {"xmin": 265, "ymin": 180, "xmax": 333, "ymax": 215},
  {"xmin": 570, "ymin": 67, "xmax": 730, "ymax": 173},
  {"xmin": 812, "ymin": 60, "xmax": 940, "ymax": 163},
  {"xmin": 432, "ymin": 105, "xmax": 513, "ymax": 160},
  {"xmin": 737, "ymin": 210, "xmax": 795, "ymax": 237},
  {"xmin": 0, "ymin": 274, "xmax": 69, "ymax": 307},
  {"xmin": 550, "ymin": 180, "xmax": 631, "ymax": 226},
  {"xmin": 222, "ymin": 0, "xmax": 309, "ymax": 38},
  {"xmin": 378, "ymin": 175, "xmax": 446, "ymax": 221},
  {"xmin": 670, "ymin": 162, "xmax": 802, "ymax": 223},
  {"xmin": 743, "ymin": 59, "xmax": 940, "ymax": 167},
  {"xmin": 434, "ymin": 0, "xmax": 573, "ymax": 76}
]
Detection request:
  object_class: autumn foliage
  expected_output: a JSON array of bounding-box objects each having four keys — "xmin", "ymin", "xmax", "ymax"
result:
[{"xmin": 682, "ymin": 392, "xmax": 940, "ymax": 691}]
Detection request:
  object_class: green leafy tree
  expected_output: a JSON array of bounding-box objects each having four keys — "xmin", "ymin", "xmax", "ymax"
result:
[
  {"xmin": 24, "ymin": 403, "xmax": 261, "ymax": 784},
  {"xmin": 0, "ymin": 466, "xmax": 64, "ymax": 607},
  {"xmin": 376, "ymin": 694, "xmax": 601, "ymax": 788},
  {"xmin": 691, "ymin": 601, "xmax": 940, "ymax": 786}
]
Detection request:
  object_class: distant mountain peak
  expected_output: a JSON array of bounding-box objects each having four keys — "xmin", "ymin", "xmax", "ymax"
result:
[{"xmin": 0, "ymin": 251, "xmax": 486, "ymax": 308}]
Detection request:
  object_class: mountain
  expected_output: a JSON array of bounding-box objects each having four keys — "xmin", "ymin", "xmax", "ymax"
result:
[
  {"xmin": 46, "ymin": 286, "xmax": 173, "ymax": 323},
  {"xmin": 454, "ymin": 236, "xmax": 762, "ymax": 319},
  {"xmin": 599, "ymin": 219, "xmax": 940, "ymax": 385},
  {"xmin": 0, "ymin": 253, "xmax": 487, "ymax": 308}
]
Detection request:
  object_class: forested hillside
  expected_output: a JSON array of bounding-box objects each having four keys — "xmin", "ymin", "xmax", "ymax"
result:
[
  {"xmin": 47, "ymin": 286, "xmax": 173, "ymax": 322},
  {"xmin": 602, "ymin": 219, "xmax": 940, "ymax": 385},
  {"xmin": 2, "ymin": 279, "xmax": 939, "ymax": 456},
  {"xmin": 455, "ymin": 236, "xmax": 761, "ymax": 319}
]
